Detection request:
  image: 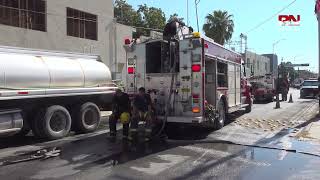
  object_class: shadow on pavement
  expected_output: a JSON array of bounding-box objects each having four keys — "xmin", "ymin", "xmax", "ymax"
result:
[
  {"xmin": 165, "ymin": 111, "xmax": 246, "ymax": 141},
  {"xmin": 0, "ymin": 119, "xmax": 110, "ymax": 150},
  {"xmin": 253, "ymin": 100, "xmax": 273, "ymax": 104},
  {"xmin": 1, "ymin": 108, "xmax": 318, "ymax": 179},
  {"xmin": 0, "ymin": 134, "xmax": 46, "ymax": 149}
]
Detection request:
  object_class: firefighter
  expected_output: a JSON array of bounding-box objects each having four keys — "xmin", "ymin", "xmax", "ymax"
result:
[
  {"xmin": 281, "ymin": 77, "xmax": 289, "ymax": 101},
  {"xmin": 129, "ymin": 87, "xmax": 153, "ymax": 142},
  {"xmin": 109, "ymin": 89, "xmax": 131, "ymax": 140}
]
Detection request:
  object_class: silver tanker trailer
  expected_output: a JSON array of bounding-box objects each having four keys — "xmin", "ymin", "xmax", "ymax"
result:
[{"xmin": 0, "ymin": 46, "xmax": 116, "ymax": 139}]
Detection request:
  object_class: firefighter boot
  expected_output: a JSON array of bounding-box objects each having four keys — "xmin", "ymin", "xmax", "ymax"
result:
[
  {"xmin": 122, "ymin": 123, "xmax": 129, "ymax": 140},
  {"xmin": 128, "ymin": 129, "xmax": 138, "ymax": 151},
  {"xmin": 144, "ymin": 128, "xmax": 152, "ymax": 142},
  {"xmin": 108, "ymin": 114, "xmax": 117, "ymax": 142}
]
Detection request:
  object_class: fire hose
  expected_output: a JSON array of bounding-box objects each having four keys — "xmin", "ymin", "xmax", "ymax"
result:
[{"xmin": 152, "ymin": 41, "xmax": 177, "ymax": 139}]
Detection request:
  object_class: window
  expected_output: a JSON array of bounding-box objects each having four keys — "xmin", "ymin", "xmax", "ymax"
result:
[
  {"xmin": 303, "ymin": 81, "xmax": 318, "ymax": 86},
  {"xmin": 0, "ymin": 0, "xmax": 46, "ymax": 31},
  {"xmin": 217, "ymin": 62, "xmax": 228, "ymax": 87},
  {"xmin": 146, "ymin": 41, "xmax": 179, "ymax": 74},
  {"xmin": 246, "ymin": 58, "xmax": 250, "ymax": 68},
  {"xmin": 265, "ymin": 63, "xmax": 268, "ymax": 71},
  {"xmin": 67, "ymin": 7, "xmax": 97, "ymax": 40}
]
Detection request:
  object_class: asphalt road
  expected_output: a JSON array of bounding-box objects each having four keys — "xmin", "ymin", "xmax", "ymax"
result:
[{"xmin": 0, "ymin": 89, "xmax": 320, "ymax": 180}]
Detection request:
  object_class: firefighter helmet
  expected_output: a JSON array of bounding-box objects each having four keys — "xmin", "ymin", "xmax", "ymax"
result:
[{"xmin": 120, "ymin": 112, "xmax": 130, "ymax": 124}]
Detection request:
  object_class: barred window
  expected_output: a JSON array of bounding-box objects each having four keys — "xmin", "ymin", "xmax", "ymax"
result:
[
  {"xmin": 0, "ymin": 0, "xmax": 46, "ymax": 31},
  {"xmin": 67, "ymin": 7, "xmax": 97, "ymax": 40}
]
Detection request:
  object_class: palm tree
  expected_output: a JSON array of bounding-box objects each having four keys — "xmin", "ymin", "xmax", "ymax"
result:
[{"xmin": 203, "ymin": 10, "xmax": 234, "ymax": 45}]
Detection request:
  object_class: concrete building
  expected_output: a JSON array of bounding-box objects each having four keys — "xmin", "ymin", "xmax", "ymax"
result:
[
  {"xmin": 0, "ymin": 0, "xmax": 134, "ymax": 82},
  {"xmin": 262, "ymin": 54, "xmax": 279, "ymax": 76},
  {"xmin": 243, "ymin": 51, "xmax": 271, "ymax": 77}
]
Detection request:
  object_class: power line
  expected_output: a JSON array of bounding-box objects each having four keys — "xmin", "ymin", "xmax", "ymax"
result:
[{"xmin": 246, "ymin": 0, "xmax": 297, "ymax": 34}]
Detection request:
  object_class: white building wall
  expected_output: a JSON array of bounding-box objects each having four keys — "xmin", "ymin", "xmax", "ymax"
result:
[
  {"xmin": 245, "ymin": 51, "xmax": 271, "ymax": 77},
  {"xmin": 0, "ymin": 0, "xmax": 134, "ymax": 81}
]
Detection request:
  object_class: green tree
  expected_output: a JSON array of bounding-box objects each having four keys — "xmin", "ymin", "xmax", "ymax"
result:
[
  {"xmin": 168, "ymin": 13, "xmax": 184, "ymax": 23},
  {"xmin": 114, "ymin": 1, "xmax": 166, "ymax": 37},
  {"xmin": 279, "ymin": 62, "xmax": 299, "ymax": 83},
  {"xmin": 203, "ymin": 10, "xmax": 234, "ymax": 45},
  {"xmin": 114, "ymin": 0, "xmax": 143, "ymax": 27},
  {"xmin": 138, "ymin": 4, "xmax": 166, "ymax": 35}
]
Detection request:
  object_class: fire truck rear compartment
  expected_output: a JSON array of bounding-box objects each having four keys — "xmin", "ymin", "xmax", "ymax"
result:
[{"xmin": 145, "ymin": 40, "xmax": 179, "ymax": 74}]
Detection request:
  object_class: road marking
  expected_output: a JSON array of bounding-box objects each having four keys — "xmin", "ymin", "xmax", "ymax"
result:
[{"xmin": 130, "ymin": 154, "xmax": 189, "ymax": 175}]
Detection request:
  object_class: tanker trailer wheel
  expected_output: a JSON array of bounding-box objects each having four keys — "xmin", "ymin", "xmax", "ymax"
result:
[
  {"xmin": 73, "ymin": 102, "xmax": 101, "ymax": 133},
  {"xmin": 214, "ymin": 100, "xmax": 225, "ymax": 130},
  {"xmin": 34, "ymin": 105, "xmax": 72, "ymax": 140}
]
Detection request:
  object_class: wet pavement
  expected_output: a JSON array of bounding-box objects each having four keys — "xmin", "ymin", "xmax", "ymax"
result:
[
  {"xmin": 0, "ymin": 89, "xmax": 320, "ymax": 179},
  {"xmin": 1, "ymin": 135, "xmax": 320, "ymax": 180}
]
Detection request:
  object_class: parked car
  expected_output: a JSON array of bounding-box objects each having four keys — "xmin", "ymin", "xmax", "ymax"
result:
[
  {"xmin": 300, "ymin": 80, "xmax": 319, "ymax": 98},
  {"xmin": 251, "ymin": 82, "xmax": 275, "ymax": 102}
]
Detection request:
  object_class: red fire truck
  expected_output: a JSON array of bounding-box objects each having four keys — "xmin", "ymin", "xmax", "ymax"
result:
[{"xmin": 123, "ymin": 29, "xmax": 252, "ymax": 130}]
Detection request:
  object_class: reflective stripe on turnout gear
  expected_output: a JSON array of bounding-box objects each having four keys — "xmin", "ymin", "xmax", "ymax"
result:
[{"xmin": 129, "ymin": 128, "xmax": 138, "ymax": 132}]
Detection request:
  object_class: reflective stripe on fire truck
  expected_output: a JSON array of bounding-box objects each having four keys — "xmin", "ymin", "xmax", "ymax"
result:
[
  {"xmin": 192, "ymin": 67, "xmax": 202, "ymax": 113},
  {"xmin": 126, "ymin": 56, "xmax": 136, "ymax": 93},
  {"xmin": 191, "ymin": 38, "xmax": 204, "ymax": 114}
]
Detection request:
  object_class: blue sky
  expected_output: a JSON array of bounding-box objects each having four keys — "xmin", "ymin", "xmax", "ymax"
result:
[{"xmin": 126, "ymin": 0, "xmax": 318, "ymax": 72}]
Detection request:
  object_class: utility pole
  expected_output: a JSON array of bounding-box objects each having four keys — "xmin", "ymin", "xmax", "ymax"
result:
[
  {"xmin": 195, "ymin": 0, "xmax": 200, "ymax": 32},
  {"xmin": 317, "ymin": 0, "xmax": 320, "ymax": 114},
  {"xmin": 240, "ymin": 33, "xmax": 248, "ymax": 68},
  {"xmin": 273, "ymin": 39, "xmax": 285, "ymax": 109},
  {"xmin": 187, "ymin": 0, "xmax": 189, "ymax": 26}
]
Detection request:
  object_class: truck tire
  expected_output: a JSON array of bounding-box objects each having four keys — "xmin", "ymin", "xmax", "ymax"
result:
[
  {"xmin": 73, "ymin": 102, "xmax": 101, "ymax": 133},
  {"xmin": 214, "ymin": 101, "xmax": 225, "ymax": 130},
  {"xmin": 31, "ymin": 111, "xmax": 45, "ymax": 138},
  {"xmin": 35, "ymin": 105, "xmax": 72, "ymax": 140}
]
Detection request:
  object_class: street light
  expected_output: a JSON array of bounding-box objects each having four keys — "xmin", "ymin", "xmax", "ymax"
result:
[
  {"xmin": 272, "ymin": 39, "xmax": 286, "ymax": 55},
  {"xmin": 195, "ymin": 0, "xmax": 200, "ymax": 32},
  {"xmin": 293, "ymin": 55, "xmax": 303, "ymax": 62},
  {"xmin": 293, "ymin": 55, "xmax": 304, "ymax": 79}
]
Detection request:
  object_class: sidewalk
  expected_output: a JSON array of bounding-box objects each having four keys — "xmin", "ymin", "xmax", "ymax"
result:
[
  {"xmin": 296, "ymin": 119, "xmax": 320, "ymax": 141},
  {"xmin": 306, "ymin": 121, "xmax": 320, "ymax": 139}
]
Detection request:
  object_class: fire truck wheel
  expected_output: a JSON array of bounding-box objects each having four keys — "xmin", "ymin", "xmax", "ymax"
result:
[
  {"xmin": 164, "ymin": 123, "xmax": 180, "ymax": 138},
  {"xmin": 35, "ymin": 105, "xmax": 72, "ymax": 140},
  {"xmin": 214, "ymin": 101, "xmax": 225, "ymax": 130},
  {"xmin": 73, "ymin": 102, "xmax": 101, "ymax": 133}
]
